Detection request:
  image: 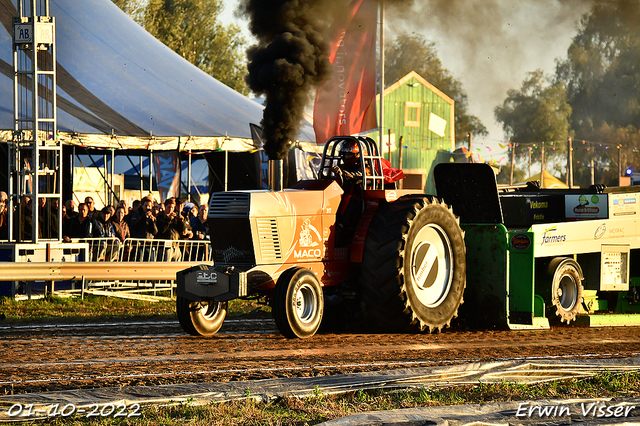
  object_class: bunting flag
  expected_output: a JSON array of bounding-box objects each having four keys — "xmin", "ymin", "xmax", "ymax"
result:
[{"xmin": 313, "ymin": 0, "xmax": 378, "ymax": 143}]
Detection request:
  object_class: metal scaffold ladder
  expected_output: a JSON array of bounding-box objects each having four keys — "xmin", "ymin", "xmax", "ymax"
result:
[{"xmin": 9, "ymin": 0, "xmax": 62, "ymax": 243}]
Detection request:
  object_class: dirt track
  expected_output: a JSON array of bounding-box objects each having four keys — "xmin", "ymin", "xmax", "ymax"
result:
[{"xmin": 2, "ymin": 316, "xmax": 640, "ymax": 395}]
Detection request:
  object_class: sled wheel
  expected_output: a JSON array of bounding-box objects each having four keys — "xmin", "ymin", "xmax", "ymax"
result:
[
  {"xmin": 361, "ymin": 196, "xmax": 466, "ymax": 332},
  {"xmin": 273, "ymin": 268, "xmax": 324, "ymax": 339},
  {"xmin": 176, "ymin": 296, "xmax": 227, "ymax": 337},
  {"xmin": 548, "ymin": 258, "xmax": 583, "ymax": 323}
]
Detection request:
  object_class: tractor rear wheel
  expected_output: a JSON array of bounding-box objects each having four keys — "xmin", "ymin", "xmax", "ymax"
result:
[
  {"xmin": 547, "ymin": 258, "xmax": 583, "ymax": 323},
  {"xmin": 176, "ymin": 296, "xmax": 227, "ymax": 337},
  {"xmin": 361, "ymin": 196, "xmax": 466, "ymax": 332},
  {"xmin": 273, "ymin": 268, "xmax": 324, "ymax": 339}
]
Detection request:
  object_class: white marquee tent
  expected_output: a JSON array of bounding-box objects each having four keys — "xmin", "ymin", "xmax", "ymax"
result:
[{"xmin": 0, "ymin": 0, "xmax": 316, "ymax": 151}]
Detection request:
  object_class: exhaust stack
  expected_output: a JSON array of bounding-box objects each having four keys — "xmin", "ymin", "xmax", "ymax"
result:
[{"xmin": 268, "ymin": 159, "xmax": 283, "ymax": 191}]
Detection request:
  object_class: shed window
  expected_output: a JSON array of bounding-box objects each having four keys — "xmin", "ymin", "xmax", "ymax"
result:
[{"xmin": 404, "ymin": 102, "xmax": 421, "ymax": 127}]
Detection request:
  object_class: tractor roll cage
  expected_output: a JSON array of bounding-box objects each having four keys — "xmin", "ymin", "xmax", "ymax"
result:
[{"xmin": 319, "ymin": 136, "xmax": 385, "ymax": 190}]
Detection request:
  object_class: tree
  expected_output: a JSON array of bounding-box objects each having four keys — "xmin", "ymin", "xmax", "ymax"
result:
[
  {"xmin": 494, "ymin": 70, "xmax": 572, "ymax": 178},
  {"xmin": 112, "ymin": 0, "xmax": 249, "ymax": 95},
  {"xmin": 554, "ymin": 0, "xmax": 640, "ymax": 185},
  {"xmin": 384, "ymin": 32, "xmax": 487, "ymax": 144}
]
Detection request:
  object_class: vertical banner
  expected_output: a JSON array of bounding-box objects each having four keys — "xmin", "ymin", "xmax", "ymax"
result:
[
  {"xmin": 153, "ymin": 151, "xmax": 181, "ymax": 201},
  {"xmin": 313, "ymin": 0, "xmax": 378, "ymax": 143}
]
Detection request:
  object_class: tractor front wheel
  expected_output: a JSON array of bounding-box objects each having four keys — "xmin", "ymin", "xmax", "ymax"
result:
[
  {"xmin": 273, "ymin": 268, "xmax": 324, "ymax": 339},
  {"xmin": 176, "ymin": 296, "xmax": 227, "ymax": 337}
]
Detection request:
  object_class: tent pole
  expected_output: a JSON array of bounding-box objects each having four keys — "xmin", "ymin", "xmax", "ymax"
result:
[
  {"xmin": 224, "ymin": 150, "xmax": 228, "ymax": 192},
  {"xmin": 510, "ymin": 144, "xmax": 515, "ymax": 186},
  {"xmin": 110, "ymin": 150, "xmax": 115, "ymax": 205},
  {"xmin": 540, "ymin": 141, "xmax": 545, "ymax": 188},
  {"xmin": 149, "ymin": 151, "xmax": 153, "ymax": 198},
  {"xmin": 188, "ymin": 150, "xmax": 192, "ymax": 202},
  {"xmin": 139, "ymin": 155, "xmax": 143, "ymax": 199},
  {"xmin": 104, "ymin": 153, "xmax": 108, "ymax": 207}
]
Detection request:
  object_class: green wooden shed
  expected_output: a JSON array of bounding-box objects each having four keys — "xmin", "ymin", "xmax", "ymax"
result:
[{"xmin": 374, "ymin": 71, "xmax": 455, "ymax": 194}]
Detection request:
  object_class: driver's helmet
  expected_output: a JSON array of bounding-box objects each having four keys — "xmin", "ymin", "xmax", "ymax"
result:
[{"xmin": 339, "ymin": 140, "xmax": 360, "ymax": 166}]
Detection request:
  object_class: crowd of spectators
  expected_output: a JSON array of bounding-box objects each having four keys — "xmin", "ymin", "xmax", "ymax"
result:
[
  {"xmin": 0, "ymin": 193, "xmax": 210, "ymax": 245},
  {"xmin": 61, "ymin": 195, "xmax": 208, "ymax": 243}
]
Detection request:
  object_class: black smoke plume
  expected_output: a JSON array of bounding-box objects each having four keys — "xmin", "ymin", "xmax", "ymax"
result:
[
  {"xmin": 242, "ymin": 0, "xmax": 414, "ymax": 160},
  {"xmin": 242, "ymin": 0, "xmax": 334, "ymax": 160}
]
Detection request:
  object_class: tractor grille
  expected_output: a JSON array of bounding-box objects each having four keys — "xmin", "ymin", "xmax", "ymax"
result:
[
  {"xmin": 257, "ymin": 218, "xmax": 282, "ymax": 261},
  {"xmin": 208, "ymin": 193, "xmax": 250, "ymax": 218}
]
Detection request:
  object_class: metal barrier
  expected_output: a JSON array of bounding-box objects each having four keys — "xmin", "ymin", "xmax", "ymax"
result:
[
  {"xmin": 75, "ymin": 237, "xmax": 121, "ymax": 262},
  {"xmin": 30, "ymin": 238, "xmax": 213, "ymax": 300},
  {"xmin": 118, "ymin": 238, "xmax": 211, "ymax": 263}
]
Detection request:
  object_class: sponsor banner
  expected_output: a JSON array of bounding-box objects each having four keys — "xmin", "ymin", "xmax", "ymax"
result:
[
  {"xmin": 564, "ymin": 194, "xmax": 608, "ymax": 220},
  {"xmin": 531, "ymin": 217, "xmax": 639, "ymax": 258},
  {"xmin": 313, "ymin": 0, "xmax": 378, "ymax": 142},
  {"xmin": 610, "ymin": 193, "xmax": 639, "ymax": 217},
  {"xmin": 153, "ymin": 151, "xmax": 181, "ymax": 200}
]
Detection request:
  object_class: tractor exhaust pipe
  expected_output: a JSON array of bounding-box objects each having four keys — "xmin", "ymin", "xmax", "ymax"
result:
[{"xmin": 268, "ymin": 159, "xmax": 283, "ymax": 191}]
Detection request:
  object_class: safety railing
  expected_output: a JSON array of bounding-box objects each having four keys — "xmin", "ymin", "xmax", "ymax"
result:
[{"xmin": 21, "ymin": 237, "xmax": 213, "ymax": 300}]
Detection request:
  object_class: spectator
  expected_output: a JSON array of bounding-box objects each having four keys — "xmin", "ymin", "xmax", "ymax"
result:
[
  {"xmin": 96, "ymin": 207, "xmax": 115, "ymax": 238},
  {"xmin": 111, "ymin": 206, "xmax": 130, "ymax": 242},
  {"xmin": 127, "ymin": 197, "xmax": 157, "ymax": 261},
  {"xmin": 183, "ymin": 202, "xmax": 198, "ymax": 221},
  {"xmin": 38, "ymin": 197, "xmax": 58, "ymax": 239},
  {"xmin": 174, "ymin": 198, "xmax": 193, "ymax": 240},
  {"xmin": 124, "ymin": 199, "xmax": 139, "ymax": 226},
  {"xmin": 191, "ymin": 204, "xmax": 209, "ymax": 240},
  {"xmin": 156, "ymin": 198, "xmax": 185, "ymax": 260},
  {"xmin": 156, "ymin": 198, "xmax": 180, "ymax": 240},
  {"xmin": 15, "ymin": 196, "xmax": 35, "ymax": 241},
  {"xmin": 129, "ymin": 197, "xmax": 157, "ymax": 239},
  {"xmin": 64, "ymin": 199, "xmax": 77, "ymax": 220},
  {"xmin": 85, "ymin": 196, "xmax": 99, "ymax": 218},
  {"xmin": 62, "ymin": 202, "xmax": 100, "ymax": 242}
]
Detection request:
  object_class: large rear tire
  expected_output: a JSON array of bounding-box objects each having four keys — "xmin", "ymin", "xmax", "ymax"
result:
[
  {"xmin": 361, "ymin": 196, "xmax": 466, "ymax": 332},
  {"xmin": 176, "ymin": 296, "xmax": 227, "ymax": 337},
  {"xmin": 273, "ymin": 268, "xmax": 324, "ymax": 339},
  {"xmin": 547, "ymin": 258, "xmax": 583, "ymax": 323}
]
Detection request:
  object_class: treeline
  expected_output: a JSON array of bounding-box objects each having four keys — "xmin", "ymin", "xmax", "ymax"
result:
[
  {"xmin": 111, "ymin": 0, "xmax": 640, "ymax": 188},
  {"xmin": 112, "ymin": 0, "xmax": 249, "ymax": 95},
  {"xmin": 495, "ymin": 0, "xmax": 640, "ymax": 187}
]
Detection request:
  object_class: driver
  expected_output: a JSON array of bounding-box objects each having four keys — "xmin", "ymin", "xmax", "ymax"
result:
[{"xmin": 331, "ymin": 140, "xmax": 363, "ymax": 186}]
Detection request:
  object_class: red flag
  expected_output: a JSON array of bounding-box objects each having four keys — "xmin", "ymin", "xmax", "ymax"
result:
[
  {"xmin": 381, "ymin": 158, "xmax": 405, "ymax": 184},
  {"xmin": 313, "ymin": 0, "xmax": 378, "ymax": 144}
]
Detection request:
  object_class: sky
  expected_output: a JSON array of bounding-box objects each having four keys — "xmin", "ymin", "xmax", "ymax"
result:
[{"xmin": 218, "ymin": 0, "xmax": 595, "ymax": 158}]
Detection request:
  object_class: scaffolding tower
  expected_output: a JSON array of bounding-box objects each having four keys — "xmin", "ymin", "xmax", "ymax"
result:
[{"xmin": 9, "ymin": 0, "xmax": 62, "ymax": 243}]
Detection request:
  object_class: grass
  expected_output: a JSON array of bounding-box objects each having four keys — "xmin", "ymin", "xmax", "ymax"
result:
[
  {"xmin": 0, "ymin": 294, "xmax": 270, "ymax": 322},
  {"xmin": 24, "ymin": 371, "xmax": 640, "ymax": 425}
]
